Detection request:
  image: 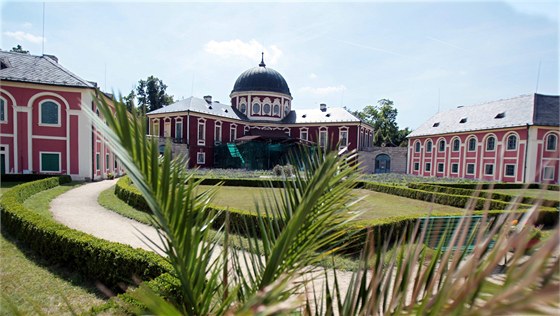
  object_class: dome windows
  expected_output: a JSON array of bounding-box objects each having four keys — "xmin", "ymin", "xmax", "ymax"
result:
[
  {"xmin": 252, "ymin": 103, "xmax": 260, "ymax": 114},
  {"xmin": 273, "ymin": 104, "xmax": 280, "ymax": 115},
  {"xmin": 263, "ymin": 103, "xmax": 271, "ymax": 114},
  {"xmin": 240, "ymin": 103, "xmax": 247, "ymax": 114}
]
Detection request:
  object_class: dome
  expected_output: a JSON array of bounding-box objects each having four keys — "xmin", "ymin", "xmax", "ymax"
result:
[{"xmin": 231, "ymin": 56, "xmax": 291, "ymax": 96}]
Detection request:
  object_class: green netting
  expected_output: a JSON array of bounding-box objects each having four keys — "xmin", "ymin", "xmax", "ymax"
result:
[{"xmin": 213, "ymin": 141, "xmax": 303, "ymax": 170}]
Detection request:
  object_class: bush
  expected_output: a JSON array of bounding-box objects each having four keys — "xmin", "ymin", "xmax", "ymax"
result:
[
  {"xmin": 0, "ymin": 178, "xmax": 170, "ymax": 291},
  {"xmin": 1, "ymin": 174, "xmax": 72, "ymax": 184}
]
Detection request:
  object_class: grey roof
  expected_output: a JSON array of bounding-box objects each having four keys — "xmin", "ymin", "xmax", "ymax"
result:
[
  {"xmin": 408, "ymin": 93, "xmax": 559, "ymax": 138},
  {"xmin": 148, "ymin": 96, "xmax": 364, "ymax": 125},
  {"xmin": 0, "ymin": 51, "xmax": 95, "ymax": 88}
]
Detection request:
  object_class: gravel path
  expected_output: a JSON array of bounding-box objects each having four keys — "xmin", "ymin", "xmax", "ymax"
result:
[{"xmin": 50, "ymin": 179, "xmax": 164, "ymax": 254}]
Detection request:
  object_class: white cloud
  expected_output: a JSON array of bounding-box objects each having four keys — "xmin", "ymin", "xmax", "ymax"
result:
[
  {"xmin": 299, "ymin": 85, "xmax": 347, "ymax": 95},
  {"xmin": 204, "ymin": 39, "xmax": 282, "ymax": 65},
  {"xmin": 4, "ymin": 31, "xmax": 45, "ymax": 44},
  {"xmin": 309, "ymin": 73, "xmax": 318, "ymax": 79}
]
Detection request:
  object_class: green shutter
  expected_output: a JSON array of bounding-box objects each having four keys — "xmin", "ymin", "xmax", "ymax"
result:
[{"xmin": 41, "ymin": 153, "xmax": 60, "ymax": 172}]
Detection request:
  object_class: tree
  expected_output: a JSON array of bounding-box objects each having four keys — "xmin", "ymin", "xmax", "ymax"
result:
[
  {"xmin": 10, "ymin": 44, "xmax": 29, "ymax": 54},
  {"xmin": 351, "ymin": 99, "xmax": 409, "ymax": 147},
  {"xmin": 128, "ymin": 76, "xmax": 174, "ymax": 114},
  {"xmin": 123, "ymin": 90, "xmax": 136, "ymax": 112}
]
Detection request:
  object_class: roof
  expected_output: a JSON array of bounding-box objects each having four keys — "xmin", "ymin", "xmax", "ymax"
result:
[
  {"xmin": 408, "ymin": 93, "xmax": 559, "ymax": 138},
  {"xmin": 232, "ymin": 64, "xmax": 291, "ymax": 96},
  {"xmin": 147, "ymin": 96, "xmax": 366, "ymax": 125},
  {"xmin": 0, "ymin": 51, "xmax": 95, "ymax": 88}
]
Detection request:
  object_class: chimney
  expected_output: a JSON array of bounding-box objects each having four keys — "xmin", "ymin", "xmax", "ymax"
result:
[
  {"xmin": 43, "ymin": 54, "xmax": 58, "ymax": 63},
  {"xmin": 204, "ymin": 95, "xmax": 212, "ymax": 104},
  {"xmin": 320, "ymin": 103, "xmax": 327, "ymax": 112}
]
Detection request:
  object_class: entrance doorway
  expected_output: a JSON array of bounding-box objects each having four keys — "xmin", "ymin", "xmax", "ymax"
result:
[{"xmin": 374, "ymin": 154, "xmax": 391, "ymax": 174}]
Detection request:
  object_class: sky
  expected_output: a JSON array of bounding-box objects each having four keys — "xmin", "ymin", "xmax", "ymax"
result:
[{"xmin": 1, "ymin": 0, "xmax": 558, "ymax": 130}]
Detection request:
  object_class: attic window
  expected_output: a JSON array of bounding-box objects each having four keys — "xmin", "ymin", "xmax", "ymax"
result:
[
  {"xmin": 459, "ymin": 118, "xmax": 467, "ymax": 123},
  {"xmin": 495, "ymin": 112, "xmax": 505, "ymax": 119},
  {"xmin": 302, "ymin": 114, "xmax": 307, "ymax": 118},
  {"xmin": 222, "ymin": 108, "xmax": 228, "ymax": 113},
  {"xmin": 207, "ymin": 105, "xmax": 213, "ymax": 110},
  {"xmin": 326, "ymin": 113, "xmax": 331, "ymax": 117},
  {"xmin": 432, "ymin": 122, "xmax": 440, "ymax": 127},
  {"xmin": 0, "ymin": 58, "xmax": 10, "ymax": 70}
]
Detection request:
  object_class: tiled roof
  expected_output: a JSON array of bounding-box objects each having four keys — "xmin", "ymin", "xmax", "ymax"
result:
[
  {"xmin": 408, "ymin": 94, "xmax": 559, "ymax": 138},
  {"xmin": 148, "ymin": 96, "xmax": 364, "ymax": 125},
  {"xmin": 0, "ymin": 51, "xmax": 95, "ymax": 88}
]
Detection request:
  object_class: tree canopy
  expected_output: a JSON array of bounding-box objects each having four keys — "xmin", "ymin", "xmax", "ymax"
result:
[
  {"xmin": 10, "ymin": 45, "xmax": 29, "ymax": 54},
  {"xmin": 127, "ymin": 76, "xmax": 174, "ymax": 113},
  {"xmin": 350, "ymin": 99, "xmax": 410, "ymax": 147}
]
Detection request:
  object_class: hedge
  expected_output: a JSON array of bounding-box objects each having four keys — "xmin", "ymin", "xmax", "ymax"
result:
[
  {"xmin": 1, "ymin": 174, "xmax": 72, "ymax": 183},
  {"xmin": 433, "ymin": 182, "xmax": 559, "ymax": 191},
  {"xmin": 407, "ymin": 183, "xmax": 560, "ymax": 209},
  {"xmin": 0, "ymin": 177, "xmax": 171, "ymax": 291}
]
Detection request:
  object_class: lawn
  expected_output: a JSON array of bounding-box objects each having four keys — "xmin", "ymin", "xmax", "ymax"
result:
[
  {"xmin": 0, "ymin": 181, "xmax": 110, "ymax": 315},
  {"xmin": 482, "ymin": 188, "xmax": 560, "ymax": 202},
  {"xmin": 199, "ymin": 185, "xmax": 464, "ymax": 220}
]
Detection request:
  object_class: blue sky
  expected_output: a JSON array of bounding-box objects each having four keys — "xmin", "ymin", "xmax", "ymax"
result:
[{"xmin": 1, "ymin": 1, "xmax": 558, "ymax": 129}]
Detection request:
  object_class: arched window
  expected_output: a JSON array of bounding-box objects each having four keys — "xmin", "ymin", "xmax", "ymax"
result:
[
  {"xmin": 452, "ymin": 138, "xmax": 460, "ymax": 151},
  {"xmin": 426, "ymin": 140, "xmax": 432, "ymax": 152},
  {"xmin": 438, "ymin": 139, "xmax": 446, "ymax": 152},
  {"xmin": 263, "ymin": 103, "xmax": 271, "ymax": 114},
  {"xmin": 507, "ymin": 134, "xmax": 517, "ymax": 150},
  {"xmin": 468, "ymin": 138, "xmax": 477, "ymax": 151},
  {"xmin": 415, "ymin": 141, "xmax": 421, "ymax": 152},
  {"xmin": 252, "ymin": 103, "xmax": 260, "ymax": 114},
  {"xmin": 0, "ymin": 99, "xmax": 6, "ymax": 122},
  {"xmin": 273, "ymin": 104, "xmax": 280, "ymax": 115},
  {"xmin": 240, "ymin": 103, "xmax": 246, "ymax": 114},
  {"xmin": 40, "ymin": 100, "xmax": 59, "ymax": 125},
  {"xmin": 486, "ymin": 136, "xmax": 495, "ymax": 151},
  {"xmin": 546, "ymin": 134, "xmax": 558, "ymax": 151}
]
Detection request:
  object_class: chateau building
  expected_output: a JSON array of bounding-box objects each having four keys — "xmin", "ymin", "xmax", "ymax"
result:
[
  {"xmin": 407, "ymin": 94, "xmax": 559, "ymax": 183},
  {"xmin": 0, "ymin": 51, "xmax": 122, "ymax": 180},
  {"xmin": 147, "ymin": 56, "xmax": 375, "ymax": 169}
]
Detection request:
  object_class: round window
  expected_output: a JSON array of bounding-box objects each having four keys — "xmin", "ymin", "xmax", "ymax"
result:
[
  {"xmin": 253, "ymin": 103, "xmax": 260, "ymax": 114},
  {"xmin": 240, "ymin": 103, "xmax": 246, "ymax": 113},
  {"xmin": 273, "ymin": 104, "xmax": 280, "ymax": 115},
  {"xmin": 263, "ymin": 104, "xmax": 271, "ymax": 114}
]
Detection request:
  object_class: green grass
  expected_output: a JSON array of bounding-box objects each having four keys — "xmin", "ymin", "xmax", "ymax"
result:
[
  {"xmin": 200, "ymin": 185, "xmax": 464, "ymax": 220},
  {"xmin": 482, "ymin": 188, "xmax": 560, "ymax": 202},
  {"xmin": 23, "ymin": 181, "xmax": 83, "ymax": 218},
  {"xmin": 0, "ymin": 181, "xmax": 110, "ymax": 315}
]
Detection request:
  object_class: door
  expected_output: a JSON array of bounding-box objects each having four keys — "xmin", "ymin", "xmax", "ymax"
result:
[{"xmin": 374, "ymin": 154, "xmax": 391, "ymax": 174}]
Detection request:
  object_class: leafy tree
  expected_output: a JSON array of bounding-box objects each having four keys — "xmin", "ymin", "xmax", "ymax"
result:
[
  {"xmin": 129, "ymin": 76, "xmax": 174, "ymax": 114},
  {"xmin": 123, "ymin": 90, "xmax": 136, "ymax": 112},
  {"xmin": 351, "ymin": 99, "xmax": 410, "ymax": 147},
  {"xmin": 10, "ymin": 44, "xmax": 29, "ymax": 54}
]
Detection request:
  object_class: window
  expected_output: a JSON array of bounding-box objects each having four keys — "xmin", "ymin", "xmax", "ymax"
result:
[
  {"xmin": 468, "ymin": 138, "xmax": 477, "ymax": 151},
  {"xmin": 263, "ymin": 103, "xmax": 271, "ymax": 114},
  {"xmin": 495, "ymin": 112, "xmax": 505, "ymax": 119},
  {"xmin": 240, "ymin": 103, "xmax": 247, "ymax": 114},
  {"xmin": 197, "ymin": 120, "xmax": 206, "ymax": 145},
  {"xmin": 319, "ymin": 129, "xmax": 328, "ymax": 147},
  {"xmin": 340, "ymin": 130, "xmax": 348, "ymax": 147},
  {"xmin": 426, "ymin": 141, "xmax": 432, "ymax": 153},
  {"xmin": 114, "ymin": 157, "xmax": 118, "ymax": 169},
  {"xmin": 507, "ymin": 135, "xmax": 517, "ymax": 150},
  {"xmin": 284, "ymin": 105, "xmax": 290, "ymax": 115},
  {"xmin": 415, "ymin": 141, "xmax": 421, "ymax": 152},
  {"xmin": 505, "ymin": 164, "xmax": 515, "ymax": 177},
  {"xmin": 40, "ymin": 152, "xmax": 60, "ymax": 172},
  {"xmin": 273, "ymin": 104, "xmax": 280, "ymax": 115},
  {"xmin": 230, "ymin": 125, "xmax": 237, "ymax": 142},
  {"xmin": 466, "ymin": 163, "xmax": 475, "ymax": 175},
  {"xmin": 432, "ymin": 122, "xmax": 440, "ymax": 127},
  {"xmin": 459, "ymin": 118, "xmax": 467, "ymax": 123},
  {"xmin": 486, "ymin": 136, "xmax": 495, "ymax": 151},
  {"xmin": 40, "ymin": 101, "xmax": 59, "ymax": 125},
  {"xmin": 452, "ymin": 138, "xmax": 460, "ymax": 151},
  {"xmin": 214, "ymin": 122, "xmax": 222, "ymax": 143},
  {"xmin": 196, "ymin": 152, "xmax": 205, "ymax": 165},
  {"xmin": 484, "ymin": 164, "xmax": 494, "ymax": 175},
  {"xmin": 543, "ymin": 166, "xmax": 555, "ymax": 180},
  {"xmin": 175, "ymin": 121, "xmax": 183, "ymax": 141},
  {"xmin": 96, "ymin": 153, "xmax": 100, "ymax": 171},
  {"xmin": 438, "ymin": 140, "xmax": 446, "ymax": 152},
  {"xmin": 414, "ymin": 162, "xmax": 420, "ymax": 171},
  {"xmin": 437, "ymin": 163, "xmax": 444, "ymax": 173},
  {"xmin": 152, "ymin": 121, "xmax": 160, "ymax": 137},
  {"xmin": 546, "ymin": 134, "xmax": 557, "ymax": 151},
  {"xmin": 425, "ymin": 162, "xmax": 431, "ymax": 172},
  {"xmin": 106, "ymin": 154, "xmax": 109, "ymax": 171},
  {"xmin": 252, "ymin": 103, "xmax": 260, "ymax": 114},
  {"xmin": 0, "ymin": 99, "xmax": 5, "ymax": 122},
  {"xmin": 300, "ymin": 129, "xmax": 308, "ymax": 141},
  {"xmin": 451, "ymin": 163, "xmax": 459, "ymax": 174}
]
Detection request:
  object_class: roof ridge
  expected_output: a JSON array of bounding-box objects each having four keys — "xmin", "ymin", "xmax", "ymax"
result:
[{"xmin": 457, "ymin": 94, "xmax": 532, "ymax": 109}]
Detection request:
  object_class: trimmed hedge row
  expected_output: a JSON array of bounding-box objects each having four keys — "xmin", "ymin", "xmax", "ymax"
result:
[
  {"xmin": 407, "ymin": 183, "xmax": 560, "ymax": 208},
  {"xmin": 0, "ymin": 177, "xmax": 171, "ymax": 291},
  {"xmin": 1, "ymin": 174, "xmax": 72, "ymax": 183},
  {"xmin": 433, "ymin": 182, "xmax": 559, "ymax": 191}
]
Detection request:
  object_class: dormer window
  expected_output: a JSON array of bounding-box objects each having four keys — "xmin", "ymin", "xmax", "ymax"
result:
[
  {"xmin": 302, "ymin": 114, "xmax": 307, "ymax": 118},
  {"xmin": 459, "ymin": 118, "xmax": 467, "ymax": 123},
  {"xmin": 326, "ymin": 113, "xmax": 331, "ymax": 117},
  {"xmin": 495, "ymin": 112, "xmax": 505, "ymax": 119},
  {"xmin": 432, "ymin": 122, "xmax": 440, "ymax": 127}
]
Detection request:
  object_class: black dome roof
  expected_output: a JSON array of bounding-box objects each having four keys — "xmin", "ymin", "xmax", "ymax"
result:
[{"xmin": 232, "ymin": 59, "xmax": 291, "ymax": 96}]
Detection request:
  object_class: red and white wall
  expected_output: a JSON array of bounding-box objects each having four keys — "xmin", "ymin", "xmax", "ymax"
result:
[
  {"xmin": 0, "ymin": 82, "xmax": 124, "ymax": 180},
  {"xmin": 407, "ymin": 127, "xmax": 559, "ymax": 183}
]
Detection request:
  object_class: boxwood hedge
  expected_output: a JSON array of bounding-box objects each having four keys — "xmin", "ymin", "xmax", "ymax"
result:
[{"xmin": 0, "ymin": 177, "xmax": 171, "ymax": 291}]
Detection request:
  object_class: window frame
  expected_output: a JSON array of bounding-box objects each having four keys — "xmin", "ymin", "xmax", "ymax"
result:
[
  {"xmin": 339, "ymin": 127, "xmax": 349, "ymax": 147},
  {"xmin": 425, "ymin": 162, "xmax": 431, "ymax": 172},
  {"xmin": 319, "ymin": 128, "xmax": 328, "ymax": 148},
  {"xmin": 252, "ymin": 103, "xmax": 260, "ymax": 115},
  {"xmin": 96, "ymin": 153, "xmax": 100, "ymax": 171},
  {"xmin": 175, "ymin": 120, "xmax": 183, "ymax": 141},
  {"xmin": 152, "ymin": 120, "xmax": 160, "ymax": 137},
  {"xmin": 230, "ymin": 124, "xmax": 237, "ymax": 142},
  {"xmin": 484, "ymin": 163, "xmax": 494, "ymax": 176},
  {"xmin": 300, "ymin": 128, "xmax": 308, "ymax": 141},
  {"xmin": 39, "ymin": 100, "xmax": 61, "ymax": 127},
  {"xmin": 0, "ymin": 98, "xmax": 6, "ymax": 123},
  {"xmin": 452, "ymin": 138, "xmax": 460, "ymax": 152},
  {"xmin": 466, "ymin": 163, "xmax": 475, "ymax": 175},
  {"xmin": 451, "ymin": 163, "xmax": 459, "ymax": 174},
  {"xmin": 240, "ymin": 103, "xmax": 247, "ymax": 114},
  {"xmin": 414, "ymin": 162, "xmax": 420, "ymax": 171},
  {"xmin": 486, "ymin": 136, "xmax": 496, "ymax": 151},
  {"xmin": 197, "ymin": 119, "xmax": 206, "ymax": 145},
  {"xmin": 506, "ymin": 134, "xmax": 517, "ymax": 151},
  {"xmin": 504, "ymin": 164, "xmax": 515, "ymax": 177},
  {"xmin": 214, "ymin": 121, "xmax": 222, "ymax": 143},
  {"xmin": 543, "ymin": 166, "xmax": 555, "ymax": 180},
  {"xmin": 546, "ymin": 133, "xmax": 558, "ymax": 151},
  {"xmin": 426, "ymin": 140, "xmax": 432, "ymax": 153},
  {"xmin": 415, "ymin": 141, "xmax": 421, "ymax": 153},
  {"xmin": 196, "ymin": 152, "xmax": 205, "ymax": 165},
  {"xmin": 437, "ymin": 162, "xmax": 444, "ymax": 173},
  {"xmin": 40, "ymin": 151, "xmax": 61, "ymax": 173},
  {"xmin": 467, "ymin": 137, "xmax": 477, "ymax": 151},
  {"xmin": 438, "ymin": 139, "xmax": 446, "ymax": 152}
]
